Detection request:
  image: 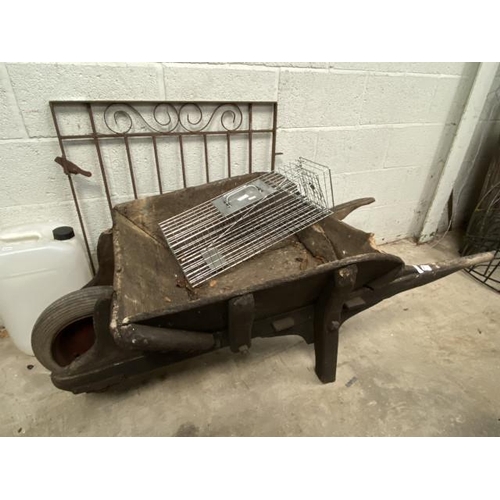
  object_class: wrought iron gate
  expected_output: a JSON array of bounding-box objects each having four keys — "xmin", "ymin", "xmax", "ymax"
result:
[{"xmin": 50, "ymin": 101, "xmax": 279, "ymax": 272}]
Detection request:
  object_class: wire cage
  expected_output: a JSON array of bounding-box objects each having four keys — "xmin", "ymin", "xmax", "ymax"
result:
[
  {"xmin": 461, "ymin": 139, "xmax": 500, "ymax": 292},
  {"xmin": 159, "ymin": 157, "xmax": 334, "ymax": 287}
]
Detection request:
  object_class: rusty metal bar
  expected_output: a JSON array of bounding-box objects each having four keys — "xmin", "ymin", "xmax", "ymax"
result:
[
  {"xmin": 50, "ymin": 99, "xmax": 278, "ymax": 105},
  {"xmin": 123, "ymin": 137, "xmax": 138, "ymax": 200},
  {"xmin": 227, "ymin": 133, "xmax": 231, "ymax": 178},
  {"xmin": 58, "ymin": 129, "xmax": 274, "ymax": 141},
  {"xmin": 152, "ymin": 136, "xmax": 163, "ymax": 194},
  {"xmin": 271, "ymin": 102, "xmax": 278, "ymax": 171},
  {"xmin": 49, "ymin": 103, "xmax": 96, "ymax": 275},
  {"xmin": 203, "ymin": 135, "xmax": 210, "ymax": 183},
  {"xmin": 87, "ymin": 104, "xmax": 113, "ymax": 213},
  {"xmin": 179, "ymin": 135, "xmax": 187, "ymax": 188},
  {"xmin": 249, "ymin": 103, "xmax": 253, "ymax": 173}
]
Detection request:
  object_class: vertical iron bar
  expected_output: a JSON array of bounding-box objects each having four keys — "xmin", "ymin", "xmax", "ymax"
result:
[
  {"xmin": 87, "ymin": 104, "xmax": 113, "ymax": 213},
  {"xmin": 50, "ymin": 103, "xmax": 96, "ymax": 275},
  {"xmin": 152, "ymin": 136, "xmax": 163, "ymax": 194},
  {"xmin": 248, "ymin": 103, "xmax": 253, "ymax": 173},
  {"xmin": 227, "ymin": 133, "xmax": 231, "ymax": 178},
  {"xmin": 178, "ymin": 135, "xmax": 187, "ymax": 188},
  {"xmin": 124, "ymin": 136, "xmax": 138, "ymax": 199},
  {"xmin": 271, "ymin": 102, "xmax": 278, "ymax": 171},
  {"xmin": 203, "ymin": 135, "xmax": 210, "ymax": 183}
]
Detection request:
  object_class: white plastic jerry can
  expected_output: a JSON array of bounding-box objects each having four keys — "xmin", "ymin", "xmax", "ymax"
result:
[{"xmin": 0, "ymin": 223, "xmax": 93, "ymax": 356}]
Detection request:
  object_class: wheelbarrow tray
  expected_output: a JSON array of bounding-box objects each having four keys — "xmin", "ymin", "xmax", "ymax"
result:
[
  {"xmin": 112, "ymin": 174, "xmax": 400, "ymax": 328},
  {"xmin": 50, "ymin": 174, "xmax": 493, "ymax": 393}
]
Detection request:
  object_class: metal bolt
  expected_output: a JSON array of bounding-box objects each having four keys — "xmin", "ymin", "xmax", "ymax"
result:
[{"xmin": 329, "ymin": 321, "xmax": 340, "ymax": 331}]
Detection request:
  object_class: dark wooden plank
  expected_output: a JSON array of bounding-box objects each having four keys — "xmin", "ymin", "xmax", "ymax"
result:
[{"xmin": 112, "ymin": 210, "xmax": 189, "ymax": 323}]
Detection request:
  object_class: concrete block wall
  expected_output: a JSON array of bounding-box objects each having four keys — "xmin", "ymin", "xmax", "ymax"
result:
[
  {"xmin": 450, "ymin": 67, "xmax": 500, "ymax": 230},
  {"xmin": 0, "ymin": 62, "xmax": 482, "ymax": 255}
]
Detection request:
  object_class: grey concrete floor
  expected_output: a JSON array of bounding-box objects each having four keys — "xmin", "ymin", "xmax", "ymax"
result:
[{"xmin": 1, "ymin": 234, "xmax": 499, "ymax": 436}]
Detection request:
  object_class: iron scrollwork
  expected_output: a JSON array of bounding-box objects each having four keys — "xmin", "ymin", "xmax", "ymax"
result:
[{"xmin": 103, "ymin": 103, "xmax": 244, "ymax": 135}]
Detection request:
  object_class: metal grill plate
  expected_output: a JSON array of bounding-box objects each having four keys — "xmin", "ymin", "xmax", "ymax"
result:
[
  {"xmin": 159, "ymin": 159, "xmax": 334, "ymax": 287},
  {"xmin": 212, "ymin": 179, "xmax": 276, "ymax": 216}
]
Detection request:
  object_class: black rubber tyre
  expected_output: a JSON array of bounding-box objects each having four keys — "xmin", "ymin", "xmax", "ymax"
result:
[{"xmin": 32, "ymin": 286, "xmax": 113, "ymax": 372}]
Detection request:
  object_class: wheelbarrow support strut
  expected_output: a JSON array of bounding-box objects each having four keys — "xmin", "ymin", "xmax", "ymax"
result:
[{"xmin": 315, "ymin": 264, "xmax": 357, "ymax": 383}]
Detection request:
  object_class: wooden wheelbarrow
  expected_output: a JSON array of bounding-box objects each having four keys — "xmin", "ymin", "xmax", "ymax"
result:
[{"xmin": 32, "ymin": 174, "xmax": 493, "ymax": 393}]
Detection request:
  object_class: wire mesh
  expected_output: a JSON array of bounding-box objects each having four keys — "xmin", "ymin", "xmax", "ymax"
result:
[
  {"xmin": 462, "ymin": 138, "xmax": 500, "ymax": 292},
  {"xmin": 159, "ymin": 158, "xmax": 334, "ymax": 287}
]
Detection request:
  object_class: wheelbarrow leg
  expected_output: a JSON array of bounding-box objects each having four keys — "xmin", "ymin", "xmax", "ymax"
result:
[
  {"xmin": 228, "ymin": 293, "xmax": 254, "ymax": 353},
  {"xmin": 314, "ymin": 264, "xmax": 357, "ymax": 383}
]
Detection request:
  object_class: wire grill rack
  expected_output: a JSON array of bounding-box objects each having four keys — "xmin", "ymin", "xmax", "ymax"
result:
[{"xmin": 159, "ymin": 158, "xmax": 334, "ymax": 287}]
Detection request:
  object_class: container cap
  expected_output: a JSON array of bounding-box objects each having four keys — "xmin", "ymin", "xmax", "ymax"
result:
[{"xmin": 52, "ymin": 226, "xmax": 75, "ymax": 241}]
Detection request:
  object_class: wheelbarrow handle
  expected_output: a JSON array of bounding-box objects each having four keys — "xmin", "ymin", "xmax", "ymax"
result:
[
  {"xmin": 118, "ymin": 323, "xmax": 216, "ymax": 353},
  {"xmin": 345, "ymin": 251, "xmax": 495, "ymax": 319},
  {"xmin": 331, "ymin": 197, "xmax": 375, "ymax": 220},
  {"xmin": 397, "ymin": 251, "xmax": 495, "ymax": 282}
]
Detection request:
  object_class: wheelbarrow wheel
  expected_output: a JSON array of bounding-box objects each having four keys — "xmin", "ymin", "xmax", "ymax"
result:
[{"xmin": 32, "ymin": 286, "xmax": 113, "ymax": 372}]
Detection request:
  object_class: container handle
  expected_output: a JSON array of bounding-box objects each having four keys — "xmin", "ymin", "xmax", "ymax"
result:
[{"xmin": 0, "ymin": 231, "xmax": 42, "ymax": 243}]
